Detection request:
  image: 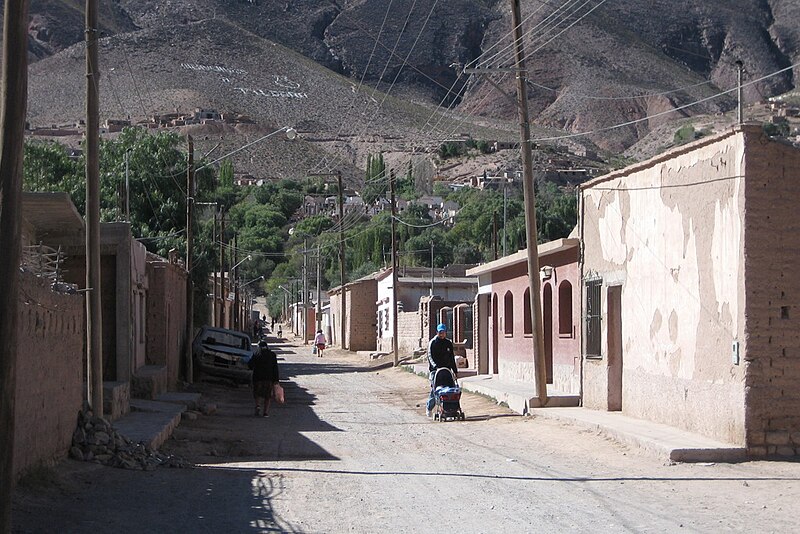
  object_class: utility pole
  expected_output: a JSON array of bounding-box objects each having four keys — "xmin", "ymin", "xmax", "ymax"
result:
[
  {"xmin": 337, "ymin": 171, "xmax": 346, "ymax": 350},
  {"xmin": 736, "ymin": 60, "xmax": 744, "ymax": 125},
  {"xmin": 124, "ymin": 150, "xmax": 130, "ymax": 222},
  {"xmin": 219, "ymin": 214, "xmax": 226, "ymax": 328},
  {"xmin": 390, "ymin": 169, "xmax": 399, "ymax": 366},
  {"xmin": 233, "ymin": 236, "xmax": 239, "ymax": 331},
  {"xmin": 185, "ymin": 136, "xmax": 194, "ymax": 383},
  {"xmin": 503, "ymin": 180, "xmax": 508, "ymax": 257},
  {"xmin": 316, "ymin": 244, "xmax": 322, "ymax": 333},
  {"xmin": 303, "ymin": 238, "xmax": 308, "ymax": 344},
  {"xmin": 85, "ymin": 0, "xmax": 104, "ymax": 417},
  {"xmin": 493, "ymin": 210, "xmax": 499, "ymax": 260},
  {"xmin": 212, "ymin": 210, "xmax": 218, "ymax": 327},
  {"xmin": 510, "ymin": 0, "xmax": 548, "ymax": 406},
  {"xmin": 0, "ymin": 1, "xmax": 29, "ymax": 529},
  {"xmin": 430, "ymin": 240, "xmax": 434, "ymax": 296}
]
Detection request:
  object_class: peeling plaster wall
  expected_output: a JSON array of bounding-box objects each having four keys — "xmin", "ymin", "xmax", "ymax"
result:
[{"xmin": 582, "ymin": 128, "xmax": 747, "ymax": 444}]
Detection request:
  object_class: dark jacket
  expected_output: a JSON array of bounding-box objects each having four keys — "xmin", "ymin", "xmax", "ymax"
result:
[
  {"xmin": 428, "ymin": 335, "xmax": 457, "ymax": 374},
  {"xmin": 249, "ymin": 347, "xmax": 279, "ymax": 382}
]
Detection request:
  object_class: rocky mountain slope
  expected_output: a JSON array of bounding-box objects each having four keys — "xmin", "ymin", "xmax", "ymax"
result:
[{"xmin": 17, "ymin": 0, "xmax": 800, "ymax": 175}]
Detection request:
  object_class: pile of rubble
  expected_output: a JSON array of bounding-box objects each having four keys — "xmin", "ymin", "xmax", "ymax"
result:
[{"xmin": 69, "ymin": 409, "xmax": 191, "ymax": 470}]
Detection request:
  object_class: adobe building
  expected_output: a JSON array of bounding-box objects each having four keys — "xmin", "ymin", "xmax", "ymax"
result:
[
  {"xmin": 579, "ymin": 124, "xmax": 800, "ymax": 456},
  {"xmin": 327, "ymin": 273, "xmax": 379, "ymax": 351},
  {"xmin": 14, "ymin": 193, "xmax": 85, "ymax": 479},
  {"xmin": 467, "ymin": 238, "xmax": 581, "ymax": 394}
]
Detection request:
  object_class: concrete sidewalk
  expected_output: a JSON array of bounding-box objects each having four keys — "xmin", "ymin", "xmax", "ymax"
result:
[
  {"xmin": 402, "ymin": 362, "xmax": 746, "ymax": 463},
  {"xmin": 113, "ymin": 393, "xmax": 202, "ymax": 449}
]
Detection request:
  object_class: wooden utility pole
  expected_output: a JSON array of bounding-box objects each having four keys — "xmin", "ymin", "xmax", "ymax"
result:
[
  {"xmin": 316, "ymin": 244, "xmax": 322, "ymax": 333},
  {"xmin": 212, "ymin": 210, "xmax": 218, "ymax": 327},
  {"xmin": 493, "ymin": 210, "xmax": 499, "ymax": 260},
  {"xmin": 233, "ymin": 235, "xmax": 239, "ymax": 331},
  {"xmin": 86, "ymin": 0, "xmax": 104, "ymax": 417},
  {"xmin": 219, "ymin": 214, "xmax": 226, "ymax": 328},
  {"xmin": 0, "ymin": 1, "xmax": 29, "ymax": 529},
  {"xmin": 302, "ymin": 238, "xmax": 308, "ymax": 344},
  {"xmin": 510, "ymin": 0, "xmax": 548, "ymax": 406},
  {"xmin": 390, "ymin": 169, "xmax": 399, "ymax": 366},
  {"xmin": 185, "ymin": 136, "xmax": 194, "ymax": 383},
  {"xmin": 337, "ymin": 171, "xmax": 346, "ymax": 350}
]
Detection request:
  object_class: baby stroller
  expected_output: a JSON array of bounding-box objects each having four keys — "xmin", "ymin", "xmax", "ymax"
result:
[{"xmin": 431, "ymin": 368, "xmax": 465, "ymax": 422}]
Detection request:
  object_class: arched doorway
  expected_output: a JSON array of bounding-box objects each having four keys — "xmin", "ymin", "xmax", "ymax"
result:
[{"xmin": 543, "ymin": 283, "xmax": 553, "ymax": 384}]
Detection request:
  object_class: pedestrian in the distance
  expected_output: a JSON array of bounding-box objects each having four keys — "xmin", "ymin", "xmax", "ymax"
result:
[
  {"xmin": 314, "ymin": 329, "xmax": 327, "ymax": 357},
  {"xmin": 248, "ymin": 340, "xmax": 279, "ymax": 417}
]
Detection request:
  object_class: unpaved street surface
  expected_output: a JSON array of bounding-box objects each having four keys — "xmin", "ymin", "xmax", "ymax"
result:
[{"xmin": 12, "ymin": 339, "xmax": 800, "ymax": 533}]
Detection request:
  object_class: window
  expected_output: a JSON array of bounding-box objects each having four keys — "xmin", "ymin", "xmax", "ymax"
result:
[
  {"xmin": 523, "ymin": 288, "xmax": 532, "ymax": 335},
  {"xmin": 503, "ymin": 291, "xmax": 514, "ymax": 336},
  {"xmin": 585, "ymin": 278, "xmax": 602, "ymax": 358},
  {"xmin": 559, "ymin": 281, "xmax": 573, "ymax": 336}
]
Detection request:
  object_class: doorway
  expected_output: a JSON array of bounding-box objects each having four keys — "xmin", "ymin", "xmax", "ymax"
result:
[
  {"xmin": 607, "ymin": 285, "xmax": 623, "ymax": 411},
  {"xmin": 543, "ymin": 283, "xmax": 553, "ymax": 384}
]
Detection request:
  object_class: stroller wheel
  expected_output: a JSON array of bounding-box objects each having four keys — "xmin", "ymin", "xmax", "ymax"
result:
[{"xmin": 460, "ymin": 413, "xmax": 466, "ymax": 421}]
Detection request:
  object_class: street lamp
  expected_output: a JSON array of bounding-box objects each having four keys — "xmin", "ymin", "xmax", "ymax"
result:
[
  {"xmin": 241, "ymin": 275, "xmax": 264, "ymax": 288},
  {"xmin": 231, "ymin": 254, "xmax": 252, "ymax": 271}
]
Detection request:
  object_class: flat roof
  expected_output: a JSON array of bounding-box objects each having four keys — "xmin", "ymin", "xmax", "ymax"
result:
[
  {"xmin": 466, "ymin": 238, "xmax": 579, "ymax": 276},
  {"xmin": 22, "ymin": 192, "xmax": 84, "ymax": 235}
]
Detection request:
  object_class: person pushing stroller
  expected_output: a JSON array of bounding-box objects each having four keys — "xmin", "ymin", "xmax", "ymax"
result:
[{"xmin": 426, "ymin": 323, "xmax": 457, "ymax": 417}]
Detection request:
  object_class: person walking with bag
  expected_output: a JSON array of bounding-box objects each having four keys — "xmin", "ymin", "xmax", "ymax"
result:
[
  {"xmin": 314, "ymin": 329, "xmax": 327, "ymax": 357},
  {"xmin": 249, "ymin": 340, "xmax": 280, "ymax": 417}
]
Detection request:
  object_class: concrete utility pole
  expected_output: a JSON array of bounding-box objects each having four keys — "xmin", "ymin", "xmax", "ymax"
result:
[
  {"xmin": 233, "ymin": 236, "xmax": 239, "ymax": 330},
  {"xmin": 390, "ymin": 169, "xmax": 399, "ymax": 366},
  {"xmin": 124, "ymin": 150, "xmax": 130, "ymax": 222},
  {"xmin": 430, "ymin": 240, "xmax": 434, "ymax": 296},
  {"xmin": 185, "ymin": 136, "xmax": 194, "ymax": 383},
  {"xmin": 493, "ymin": 210, "xmax": 499, "ymax": 260},
  {"xmin": 0, "ymin": 0, "xmax": 29, "ymax": 529},
  {"xmin": 510, "ymin": 0, "xmax": 548, "ymax": 406},
  {"xmin": 86, "ymin": 0, "xmax": 104, "ymax": 417}
]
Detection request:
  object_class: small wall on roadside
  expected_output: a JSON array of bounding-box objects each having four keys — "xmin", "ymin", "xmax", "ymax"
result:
[
  {"xmin": 145, "ymin": 256, "xmax": 188, "ymax": 389},
  {"xmin": 14, "ymin": 272, "xmax": 84, "ymax": 479}
]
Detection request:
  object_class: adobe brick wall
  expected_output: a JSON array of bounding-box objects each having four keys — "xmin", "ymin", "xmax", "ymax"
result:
[
  {"xmin": 345, "ymin": 280, "xmax": 378, "ymax": 351},
  {"xmin": 145, "ymin": 259, "xmax": 188, "ymax": 389},
  {"xmin": 742, "ymin": 127, "xmax": 800, "ymax": 457},
  {"xmin": 397, "ymin": 310, "xmax": 422, "ymax": 356},
  {"xmin": 14, "ymin": 272, "xmax": 84, "ymax": 479}
]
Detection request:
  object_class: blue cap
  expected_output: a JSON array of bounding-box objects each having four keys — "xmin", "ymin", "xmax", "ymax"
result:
[{"xmin": 437, "ymin": 323, "xmax": 447, "ymax": 332}]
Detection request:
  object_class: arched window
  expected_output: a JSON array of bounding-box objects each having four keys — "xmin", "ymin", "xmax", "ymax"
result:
[
  {"xmin": 523, "ymin": 288, "xmax": 532, "ymax": 335},
  {"xmin": 559, "ymin": 280, "xmax": 573, "ymax": 336},
  {"xmin": 504, "ymin": 291, "xmax": 514, "ymax": 336}
]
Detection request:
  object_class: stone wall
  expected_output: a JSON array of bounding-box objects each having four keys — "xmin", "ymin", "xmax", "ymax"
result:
[
  {"xmin": 742, "ymin": 127, "xmax": 800, "ymax": 456},
  {"xmin": 14, "ymin": 272, "xmax": 84, "ymax": 479}
]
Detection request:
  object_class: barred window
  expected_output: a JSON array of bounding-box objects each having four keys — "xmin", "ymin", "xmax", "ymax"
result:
[{"xmin": 585, "ymin": 278, "xmax": 602, "ymax": 358}]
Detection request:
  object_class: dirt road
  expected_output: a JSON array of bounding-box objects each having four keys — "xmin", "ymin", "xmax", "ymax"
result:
[{"xmin": 12, "ymin": 338, "xmax": 800, "ymax": 533}]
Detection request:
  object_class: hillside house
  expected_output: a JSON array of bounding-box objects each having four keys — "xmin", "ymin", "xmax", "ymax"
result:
[{"xmin": 579, "ymin": 124, "xmax": 800, "ymax": 456}]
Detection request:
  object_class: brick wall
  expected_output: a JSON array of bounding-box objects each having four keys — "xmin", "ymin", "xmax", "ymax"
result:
[
  {"xmin": 742, "ymin": 127, "xmax": 800, "ymax": 456},
  {"xmin": 397, "ymin": 310, "xmax": 422, "ymax": 357},
  {"xmin": 14, "ymin": 272, "xmax": 84, "ymax": 479},
  {"xmin": 346, "ymin": 281, "xmax": 378, "ymax": 351},
  {"xmin": 145, "ymin": 259, "xmax": 188, "ymax": 388}
]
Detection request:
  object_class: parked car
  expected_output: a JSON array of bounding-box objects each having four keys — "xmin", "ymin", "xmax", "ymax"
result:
[{"xmin": 192, "ymin": 326, "xmax": 255, "ymax": 383}]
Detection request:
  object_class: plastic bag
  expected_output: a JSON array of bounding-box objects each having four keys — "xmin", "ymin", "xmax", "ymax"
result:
[
  {"xmin": 312, "ymin": 345, "xmax": 317, "ymax": 355},
  {"xmin": 273, "ymin": 383, "xmax": 285, "ymax": 404}
]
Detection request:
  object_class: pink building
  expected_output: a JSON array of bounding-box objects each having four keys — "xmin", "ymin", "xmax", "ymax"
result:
[{"xmin": 467, "ymin": 238, "xmax": 581, "ymax": 395}]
